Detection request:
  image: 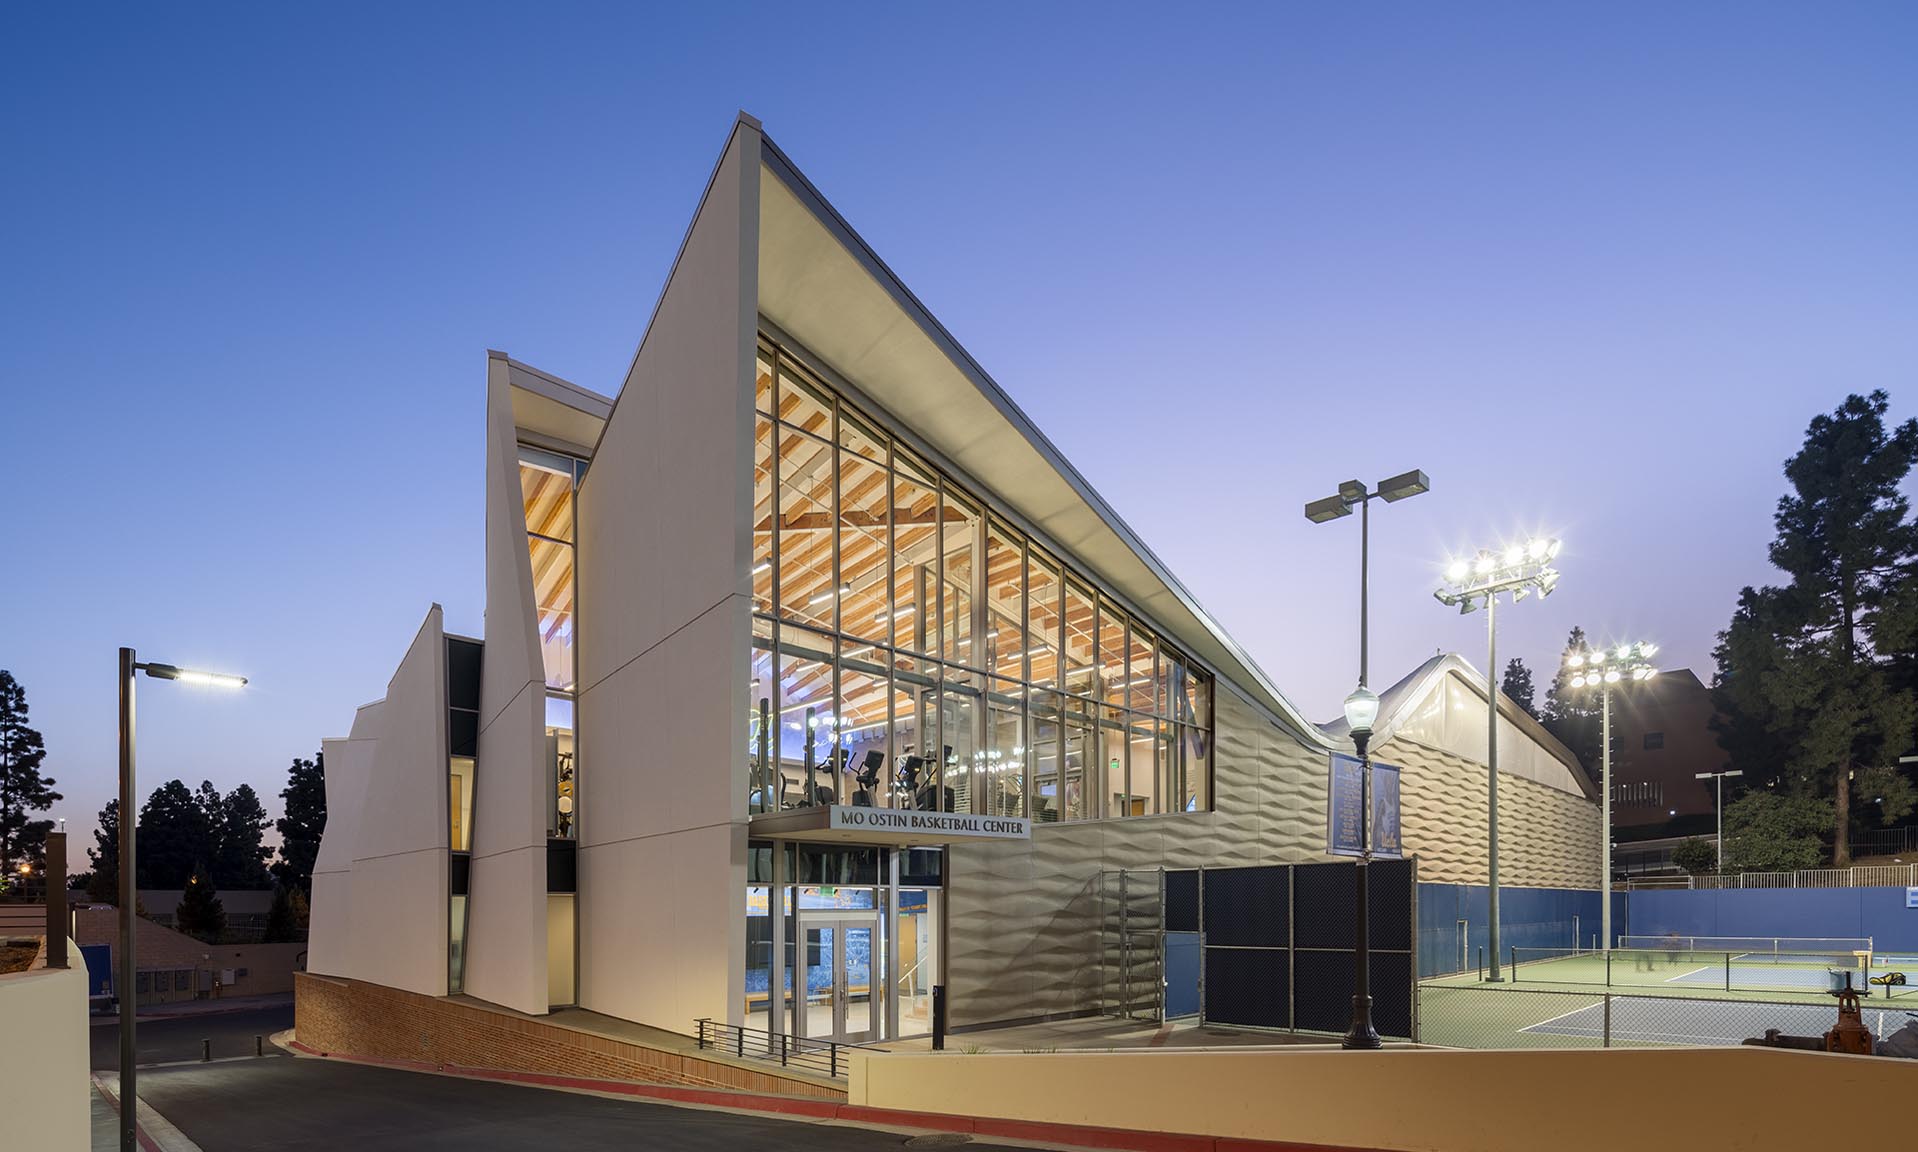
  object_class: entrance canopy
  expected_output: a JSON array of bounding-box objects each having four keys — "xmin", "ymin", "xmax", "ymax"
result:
[{"xmin": 751, "ymin": 804, "xmax": 1031, "ymax": 846}]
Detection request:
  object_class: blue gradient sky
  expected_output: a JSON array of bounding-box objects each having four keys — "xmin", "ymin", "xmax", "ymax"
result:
[{"xmin": 4, "ymin": 3, "xmax": 1916, "ymax": 840}]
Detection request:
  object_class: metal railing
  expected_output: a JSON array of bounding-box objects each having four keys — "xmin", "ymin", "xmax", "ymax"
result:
[
  {"xmin": 692, "ymin": 1018, "xmax": 885, "ymax": 1080},
  {"xmin": 1627, "ymin": 863, "xmax": 1918, "ymax": 891}
]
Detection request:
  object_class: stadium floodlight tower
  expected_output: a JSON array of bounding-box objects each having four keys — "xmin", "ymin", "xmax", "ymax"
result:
[
  {"xmin": 1305, "ymin": 468, "xmax": 1430, "ymax": 1050},
  {"xmin": 1565, "ymin": 640, "xmax": 1657, "ymax": 958},
  {"xmin": 1694, "ymin": 768, "xmax": 1743, "ymax": 878},
  {"xmin": 1434, "ymin": 537, "xmax": 1561, "ymax": 983}
]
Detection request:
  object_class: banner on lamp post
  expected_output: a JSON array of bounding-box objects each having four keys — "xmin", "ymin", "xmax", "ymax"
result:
[{"xmin": 1328, "ymin": 752, "xmax": 1402, "ymax": 859}]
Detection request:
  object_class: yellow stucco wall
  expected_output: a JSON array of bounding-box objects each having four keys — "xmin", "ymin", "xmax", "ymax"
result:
[
  {"xmin": 0, "ymin": 940, "xmax": 89, "ymax": 1151},
  {"xmin": 850, "ymin": 1045, "xmax": 1910, "ymax": 1149}
]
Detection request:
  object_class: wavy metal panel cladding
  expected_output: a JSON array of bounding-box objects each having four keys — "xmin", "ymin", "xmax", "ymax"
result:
[
  {"xmin": 945, "ymin": 689, "xmax": 1327, "ymax": 1029},
  {"xmin": 1387, "ymin": 737, "xmax": 1600, "ymax": 889}
]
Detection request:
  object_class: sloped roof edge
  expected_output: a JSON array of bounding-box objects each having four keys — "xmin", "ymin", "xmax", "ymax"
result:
[
  {"xmin": 1320, "ymin": 653, "xmax": 1597, "ymax": 799},
  {"xmin": 755, "ymin": 127, "xmax": 1332, "ymax": 750}
]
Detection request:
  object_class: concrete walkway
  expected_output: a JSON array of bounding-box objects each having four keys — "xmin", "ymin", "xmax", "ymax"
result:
[{"xmin": 891, "ymin": 1014, "xmax": 1341, "ymax": 1051}]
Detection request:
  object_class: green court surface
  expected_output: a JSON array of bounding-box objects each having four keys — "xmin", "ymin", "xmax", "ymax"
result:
[{"xmin": 1418, "ymin": 950, "xmax": 1918, "ymax": 1050}]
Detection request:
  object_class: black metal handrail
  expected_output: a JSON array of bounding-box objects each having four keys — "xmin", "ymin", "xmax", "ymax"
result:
[{"xmin": 693, "ymin": 1018, "xmax": 886, "ymax": 1080}]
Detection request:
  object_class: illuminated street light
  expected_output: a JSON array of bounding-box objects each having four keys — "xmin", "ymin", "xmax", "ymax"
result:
[
  {"xmin": 1563, "ymin": 639, "xmax": 1655, "ymax": 957},
  {"xmin": 116, "ymin": 648, "xmax": 245, "ymax": 1152},
  {"xmin": 1434, "ymin": 537, "xmax": 1561, "ymax": 982},
  {"xmin": 1695, "ymin": 768, "xmax": 1744, "ymax": 877},
  {"xmin": 1305, "ymin": 468, "xmax": 1429, "ymax": 1050}
]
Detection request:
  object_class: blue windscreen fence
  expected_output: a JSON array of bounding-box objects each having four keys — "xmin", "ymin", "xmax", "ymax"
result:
[
  {"xmin": 1417, "ymin": 883, "xmax": 1624, "ymax": 978},
  {"xmin": 1626, "ymin": 886, "xmax": 1918, "ymax": 957}
]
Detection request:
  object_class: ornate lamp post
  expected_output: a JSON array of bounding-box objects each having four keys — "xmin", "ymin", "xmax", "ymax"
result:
[
  {"xmin": 1305, "ymin": 468, "xmax": 1429, "ymax": 1048},
  {"xmin": 1434, "ymin": 539, "xmax": 1561, "ymax": 982}
]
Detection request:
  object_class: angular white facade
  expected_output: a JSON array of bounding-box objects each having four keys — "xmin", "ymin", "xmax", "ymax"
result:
[{"xmin": 307, "ymin": 114, "xmax": 1600, "ymax": 1044}]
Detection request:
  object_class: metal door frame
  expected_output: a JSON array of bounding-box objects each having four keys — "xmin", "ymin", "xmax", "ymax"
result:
[{"xmin": 795, "ymin": 909, "xmax": 881, "ymax": 1044}]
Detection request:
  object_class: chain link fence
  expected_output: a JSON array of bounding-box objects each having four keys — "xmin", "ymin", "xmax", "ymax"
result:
[{"xmin": 1418, "ymin": 983, "xmax": 1917, "ymax": 1050}]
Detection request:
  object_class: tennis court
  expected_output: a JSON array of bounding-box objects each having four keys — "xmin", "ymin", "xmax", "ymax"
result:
[
  {"xmin": 1494, "ymin": 944, "xmax": 1917, "ymax": 999},
  {"xmin": 1520, "ymin": 996, "xmax": 1915, "ymax": 1046}
]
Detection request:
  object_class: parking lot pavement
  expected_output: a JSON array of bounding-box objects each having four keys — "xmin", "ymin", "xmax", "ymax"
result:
[
  {"xmin": 90, "ymin": 1004, "xmax": 293, "ymax": 1069},
  {"xmin": 133, "ymin": 1056, "xmax": 1042, "ymax": 1151}
]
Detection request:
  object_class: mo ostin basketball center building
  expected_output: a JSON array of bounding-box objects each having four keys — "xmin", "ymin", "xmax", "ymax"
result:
[{"xmin": 303, "ymin": 115, "xmax": 1600, "ymax": 1053}]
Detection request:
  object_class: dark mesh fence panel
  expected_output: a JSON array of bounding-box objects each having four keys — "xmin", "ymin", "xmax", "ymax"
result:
[
  {"xmin": 1372, "ymin": 952, "xmax": 1414, "ymax": 1038},
  {"xmin": 1203, "ymin": 947, "xmax": 1290, "ymax": 1030},
  {"xmin": 1292, "ymin": 947, "xmax": 1354, "ymax": 1033},
  {"xmin": 1165, "ymin": 869, "xmax": 1200, "ymax": 933},
  {"xmin": 1293, "ymin": 862, "xmax": 1354, "ymax": 951},
  {"xmin": 1201, "ymin": 865, "xmax": 1288, "ymax": 948}
]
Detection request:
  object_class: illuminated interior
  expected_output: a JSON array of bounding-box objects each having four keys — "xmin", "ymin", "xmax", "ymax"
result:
[{"xmin": 747, "ymin": 338, "xmax": 1212, "ymax": 821}]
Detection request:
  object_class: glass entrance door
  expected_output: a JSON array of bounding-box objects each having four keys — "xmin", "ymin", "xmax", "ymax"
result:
[{"xmin": 798, "ymin": 914, "xmax": 877, "ymax": 1043}]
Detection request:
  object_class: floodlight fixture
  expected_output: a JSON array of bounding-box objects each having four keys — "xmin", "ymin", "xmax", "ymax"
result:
[
  {"xmin": 1304, "ymin": 494, "xmax": 1353, "ymax": 523},
  {"xmin": 1560, "ymin": 635, "xmax": 1657, "ymax": 961},
  {"xmin": 1376, "ymin": 469, "xmax": 1430, "ymax": 503}
]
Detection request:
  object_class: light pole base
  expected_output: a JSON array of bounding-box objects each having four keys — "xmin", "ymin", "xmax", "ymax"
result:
[{"xmin": 1341, "ymin": 996, "xmax": 1381, "ymax": 1050}]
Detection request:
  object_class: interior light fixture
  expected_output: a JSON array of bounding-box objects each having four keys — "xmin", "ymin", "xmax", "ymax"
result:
[{"xmin": 752, "ymin": 561, "xmax": 770, "ymax": 575}]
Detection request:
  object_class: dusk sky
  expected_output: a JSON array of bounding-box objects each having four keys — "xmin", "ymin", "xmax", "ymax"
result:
[{"xmin": 4, "ymin": 2, "xmax": 1916, "ymax": 843}]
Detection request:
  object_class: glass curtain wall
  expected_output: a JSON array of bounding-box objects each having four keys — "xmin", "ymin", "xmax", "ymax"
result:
[
  {"xmin": 747, "ymin": 338, "xmax": 1213, "ymax": 821},
  {"xmin": 520, "ymin": 445, "xmax": 586, "ymax": 837}
]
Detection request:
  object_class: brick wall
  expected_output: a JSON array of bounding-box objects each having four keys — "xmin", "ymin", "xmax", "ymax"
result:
[
  {"xmin": 294, "ymin": 973, "xmax": 844, "ymax": 1100},
  {"xmin": 73, "ymin": 908, "xmax": 307, "ymax": 1000}
]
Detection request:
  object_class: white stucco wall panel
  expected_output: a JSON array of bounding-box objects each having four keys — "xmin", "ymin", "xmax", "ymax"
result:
[
  {"xmin": 463, "ymin": 360, "xmax": 556, "ymax": 1016},
  {"xmin": 346, "ymin": 607, "xmax": 449, "ymax": 997},
  {"xmin": 309, "ymin": 732, "xmax": 377, "ymax": 979},
  {"xmin": 348, "ymin": 849, "xmax": 448, "ymax": 998},
  {"xmin": 579, "ymin": 121, "xmax": 757, "ymax": 692},
  {"xmin": 576, "ymin": 823, "xmax": 745, "ymax": 1032}
]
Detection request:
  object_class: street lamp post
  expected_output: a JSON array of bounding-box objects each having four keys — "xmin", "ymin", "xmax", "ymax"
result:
[
  {"xmin": 117, "ymin": 649, "xmax": 245, "ymax": 1152},
  {"xmin": 1695, "ymin": 768, "xmax": 1744, "ymax": 875},
  {"xmin": 1306, "ymin": 468, "xmax": 1429, "ymax": 1050},
  {"xmin": 1435, "ymin": 539, "xmax": 1561, "ymax": 982},
  {"xmin": 1564, "ymin": 641, "xmax": 1657, "ymax": 955}
]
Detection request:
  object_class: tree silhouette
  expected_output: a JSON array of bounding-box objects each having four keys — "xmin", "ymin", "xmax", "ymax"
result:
[
  {"xmin": 0, "ymin": 670, "xmax": 61, "ymax": 876},
  {"xmin": 1714, "ymin": 391, "xmax": 1918, "ymax": 863},
  {"xmin": 1501, "ymin": 658, "xmax": 1538, "ymax": 721},
  {"xmin": 174, "ymin": 863, "xmax": 226, "ymax": 940},
  {"xmin": 273, "ymin": 754, "xmax": 326, "ymax": 892}
]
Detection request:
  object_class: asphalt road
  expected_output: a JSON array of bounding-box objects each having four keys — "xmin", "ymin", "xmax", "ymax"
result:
[
  {"xmin": 89, "ymin": 1003, "xmax": 294, "ymax": 1070},
  {"xmin": 134, "ymin": 1057, "xmax": 1035, "ymax": 1150}
]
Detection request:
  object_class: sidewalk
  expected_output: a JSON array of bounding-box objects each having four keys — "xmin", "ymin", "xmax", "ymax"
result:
[{"xmin": 90, "ymin": 992, "xmax": 291, "ymax": 1025}]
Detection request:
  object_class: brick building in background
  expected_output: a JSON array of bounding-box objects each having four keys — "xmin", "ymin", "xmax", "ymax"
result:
[{"xmin": 1603, "ymin": 668, "xmax": 1729, "ymax": 875}]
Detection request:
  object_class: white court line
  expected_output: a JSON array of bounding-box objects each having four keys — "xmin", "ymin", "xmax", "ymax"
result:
[
  {"xmin": 1517, "ymin": 1001, "xmax": 1608, "ymax": 1034},
  {"xmin": 1663, "ymin": 965, "xmax": 1713, "ymax": 984}
]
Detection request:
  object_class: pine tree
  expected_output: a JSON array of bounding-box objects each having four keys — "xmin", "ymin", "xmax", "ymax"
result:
[
  {"xmin": 137, "ymin": 780, "xmax": 208, "ymax": 889},
  {"xmin": 1714, "ymin": 391, "xmax": 1918, "ymax": 864},
  {"xmin": 0, "ymin": 670, "xmax": 62, "ymax": 876},
  {"xmin": 1501, "ymin": 658, "xmax": 1538, "ymax": 720},
  {"xmin": 1541, "ymin": 627, "xmax": 1603, "ymax": 773},
  {"xmin": 215, "ymin": 784, "xmax": 272, "ymax": 889},
  {"xmin": 263, "ymin": 884, "xmax": 299, "ymax": 942},
  {"xmin": 174, "ymin": 864, "xmax": 226, "ymax": 940},
  {"xmin": 87, "ymin": 800, "xmax": 120, "ymax": 904},
  {"xmin": 272, "ymin": 754, "xmax": 326, "ymax": 892}
]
